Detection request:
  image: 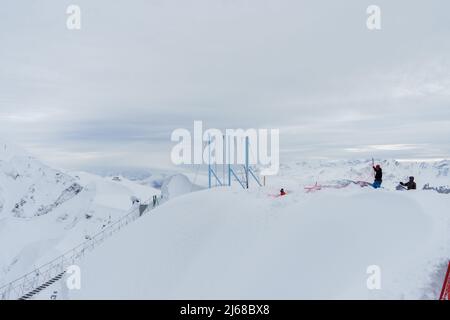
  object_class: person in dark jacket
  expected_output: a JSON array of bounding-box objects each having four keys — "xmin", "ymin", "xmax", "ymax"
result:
[
  {"xmin": 372, "ymin": 164, "xmax": 382, "ymax": 189},
  {"xmin": 399, "ymin": 176, "xmax": 416, "ymax": 190},
  {"xmin": 280, "ymin": 188, "xmax": 287, "ymax": 196}
]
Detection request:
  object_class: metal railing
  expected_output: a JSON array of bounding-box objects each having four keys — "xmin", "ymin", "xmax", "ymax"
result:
[{"xmin": 0, "ymin": 195, "xmax": 163, "ymax": 300}]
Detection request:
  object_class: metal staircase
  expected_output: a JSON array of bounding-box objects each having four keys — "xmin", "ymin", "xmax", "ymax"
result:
[
  {"xmin": 0, "ymin": 195, "xmax": 163, "ymax": 300},
  {"xmin": 18, "ymin": 272, "xmax": 66, "ymax": 300}
]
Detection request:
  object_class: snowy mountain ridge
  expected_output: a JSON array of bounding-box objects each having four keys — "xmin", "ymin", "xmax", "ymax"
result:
[
  {"xmin": 0, "ymin": 141, "xmax": 81, "ymax": 219},
  {"xmin": 276, "ymin": 158, "xmax": 450, "ymax": 189},
  {"xmin": 0, "ymin": 140, "xmax": 160, "ymax": 287}
]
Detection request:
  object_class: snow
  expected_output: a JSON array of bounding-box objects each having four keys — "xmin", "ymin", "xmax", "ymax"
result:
[
  {"xmin": 272, "ymin": 159, "xmax": 450, "ymax": 191},
  {"xmin": 71, "ymin": 172, "xmax": 160, "ymax": 211},
  {"xmin": 161, "ymin": 174, "xmax": 203, "ymax": 200},
  {"xmin": 1, "ymin": 139, "xmax": 449, "ymax": 299},
  {"xmin": 67, "ymin": 185, "xmax": 450, "ymax": 299},
  {"xmin": 0, "ymin": 141, "xmax": 160, "ymax": 286}
]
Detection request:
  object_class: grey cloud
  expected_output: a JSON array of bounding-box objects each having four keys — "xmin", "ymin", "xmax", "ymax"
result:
[{"xmin": 0, "ymin": 0, "xmax": 449, "ymax": 170}]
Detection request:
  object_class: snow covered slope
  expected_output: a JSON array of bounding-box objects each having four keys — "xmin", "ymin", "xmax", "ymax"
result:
[
  {"xmin": 161, "ymin": 174, "xmax": 204, "ymax": 200},
  {"xmin": 67, "ymin": 185, "xmax": 450, "ymax": 300},
  {"xmin": 2, "ymin": 139, "xmax": 448, "ymax": 299},
  {"xmin": 0, "ymin": 141, "xmax": 159, "ymax": 286},
  {"xmin": 70, "ymin": 172, "xmax": 160, "ymax": 211},
  {"xmin": 0, "ymin": 142, "xmax": 80, "ymax": 219}
]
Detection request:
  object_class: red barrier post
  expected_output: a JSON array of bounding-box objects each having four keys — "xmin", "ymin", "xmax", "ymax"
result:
[{"xmin": 440, "ymin": 261, "xmax": 450, "ymax": 300}]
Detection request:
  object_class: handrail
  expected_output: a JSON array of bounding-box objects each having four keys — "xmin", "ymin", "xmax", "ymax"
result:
[{"xmin": 0, "ymin": 195, "xmax": 163, "ymax": 300}]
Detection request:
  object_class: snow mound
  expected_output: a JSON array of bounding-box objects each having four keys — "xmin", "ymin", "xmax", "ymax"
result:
[
  {"xmin": 161, "ymin": 174, "xmax": 195, "ymax": 200},
  {"xmin": 68, "ymin": 187, "xmax": 450, "ymax": 300}
]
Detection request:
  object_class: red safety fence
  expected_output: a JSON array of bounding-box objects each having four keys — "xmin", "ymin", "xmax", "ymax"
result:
[{"xmin": 440, "ymin": 261, "xmax": 450, "ymax": 300}]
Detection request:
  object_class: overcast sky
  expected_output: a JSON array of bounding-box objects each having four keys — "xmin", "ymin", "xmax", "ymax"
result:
[{"xmin": 1, "ymin": 0, "xmax": 449, "ymax": 171}]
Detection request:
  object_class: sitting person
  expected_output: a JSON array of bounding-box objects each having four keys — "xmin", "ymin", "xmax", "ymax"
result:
[
  {"xmin": 399, "ymin": 176, "xmax": 417, "ymax": 190},
  {"xmin": 280, "ymin": 188, "xmax": 287, "ymax": 196}
]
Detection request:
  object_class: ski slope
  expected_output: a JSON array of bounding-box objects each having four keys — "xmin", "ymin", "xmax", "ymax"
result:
[{"xmin": 66, "ymin": 185, "xmax": 450, "ymax": 300}]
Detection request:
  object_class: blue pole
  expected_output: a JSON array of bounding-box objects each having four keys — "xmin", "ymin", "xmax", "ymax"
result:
[
  {"xmin": 223, "ymin": 134, "xmax": 226, "ymax": 186},
  {"xmin": 227, "ymin": 135, "xmax": 231, "ymax": 186},
  {"xmin": 208, "ymin": 135, "xmax": 211, "ymax": 189},
  {"xmin": 245, "ymin": 136, "xmax": 249, "ymax": 189}
]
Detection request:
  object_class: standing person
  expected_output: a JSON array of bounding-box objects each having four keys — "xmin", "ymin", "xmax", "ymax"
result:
[{"xmin": 372, "ymin": 164, "xmax": 382, "ymax": 189}]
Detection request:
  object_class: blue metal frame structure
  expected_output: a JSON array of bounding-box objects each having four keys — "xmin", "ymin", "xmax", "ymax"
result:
[{"xmin": 208, "ymin": 135, "xmax": 262, "ymax": 189}]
